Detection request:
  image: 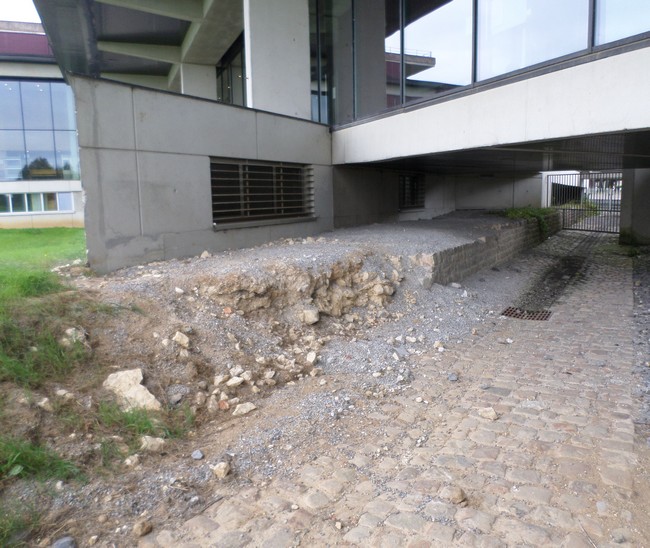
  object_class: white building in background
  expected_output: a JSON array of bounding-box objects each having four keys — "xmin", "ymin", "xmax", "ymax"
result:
[
  {"xmin": 0, "ymin": 20, "xmax": 83, "ymax": 228},
  {"xmin": 31, "ymin": 0, "xmax": 650, "ymax": 272}
]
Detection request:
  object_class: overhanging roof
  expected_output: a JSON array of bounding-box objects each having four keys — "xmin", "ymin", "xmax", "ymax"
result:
[{"xmin": 33, "ymin": 0, "xmax": 242, "ymax": 87}]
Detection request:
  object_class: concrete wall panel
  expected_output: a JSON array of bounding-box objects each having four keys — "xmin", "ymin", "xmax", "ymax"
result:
[
  {"xmin": 132, "ymin": 88, "xmax": 258, "ymax": 158},
  {"xmin": 256, "ymin": 113, "xmax": 332, "ymax": 165},
  {"xmin": 74, "ymin": 78, "xmax": 136, "ymax": 150},
  {"xmin": 138, "ymin": 152, "xmax": 212, "ymax": 235}
]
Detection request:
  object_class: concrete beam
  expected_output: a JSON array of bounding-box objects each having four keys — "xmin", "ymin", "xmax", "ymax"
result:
[
  {"xmin": 95, "ymin": 0, "xmax": 204, "ymax": 22},
  {"xmin": 100, "ymin": 72, "xmax": 170, "ymax": 90},
  {"xmin": 97, "ymin": 41, "xmax": 181, "ymax": 64}
]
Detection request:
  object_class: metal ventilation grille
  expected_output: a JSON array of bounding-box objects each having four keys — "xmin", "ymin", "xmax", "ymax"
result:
[
  {"xmin": 501, "ymin": 307, "xmax": 552, "ymax": 321},
  {"xmin": 211, "ymin": 159, "xmax": 314, "ymax": 224}
]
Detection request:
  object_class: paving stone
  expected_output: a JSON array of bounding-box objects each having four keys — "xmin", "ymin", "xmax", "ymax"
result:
[
  {"xmin": 206, "ymin": 531, "xmax": 252, "ymax": 548},
  {"xmin": 455, "ymin": 507, "xmax": 495, "ymax": 534},
  {"xmin": 259, "ymin": 527, "xmax": 297, "ymax": 548},
  {"xmin": 302, "ymin": 489, "xmax": 331, "ymax": 510},
  {"xmin": 509, "ymin": 485, "xmax": 553, "ymax": 504},
  {"xmin": 207, "ymin": 501, "xmax": 253, "ymax": 529},
  {"xmin": 183, "ymin": 515, "xmax": 219, "ymax": 536},
  {"xmin": 363, "ymin": 499, "xmax": 396, "ymax": 518},
  {"xmin": 385, "ymin": 511, "xmax": 428, "ymax": 533},
  {"xmin": 343, "ymin": 526, "xmax": 372, "ymax": 544}
]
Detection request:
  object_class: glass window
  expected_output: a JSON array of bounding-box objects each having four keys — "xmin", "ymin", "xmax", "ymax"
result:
[
  {"xmin": 324, "ymin": 0, "xmax": 354, "ymax": 124},
  {"xmin": 596, "ymin": 0, "xmax": 650, "ymax": 45},
  {"xmin": 478, "ymin": 0, "xmax": 590, "ymax": 81},
  {"xmin": 403, "ymin": 0, "xmax": 473, "ymax": 104},
  {"xmin": 21, "ymin": 82, "xmax": 54, "ymax": 130},
  {"xmin": 0, "ymin": 130, "xmax": 26, "ymax": 181},
  {"xmin": 0, "ymin": 81, "xmax": 23, "ymax": 130},
  {"xmin": 55, "ymin": 130, "xmax": 80, "ymax": 179},
  {"xmin": 24, "ymin": 131, "xmax": 56, "ymax": 179},
  {"xmin": 51, "ymin": 83, "xmax": 76, "ymax": 130},
  {"xmin": 27, "ymin": 193, "xmax": 43, "ymax": 212},
  {"xmin": 57, "ymin": 192, "xmax": 73, "ymax": 211},
  {"xmin": 44, "ymin": 193, "xmax": 57, "ymax": 211},
  {"xmin": 11, "ymin": 193, "xmax": 26, "ymax": 213},
  {"xmin": 0, "ymin": 195, "xmax": 8, "ymax": 213}
]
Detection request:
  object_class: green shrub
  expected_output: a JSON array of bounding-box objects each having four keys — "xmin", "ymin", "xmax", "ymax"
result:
[{"xmin": 504, "ymin": 206, "xmax": 554, "ymax": 240}]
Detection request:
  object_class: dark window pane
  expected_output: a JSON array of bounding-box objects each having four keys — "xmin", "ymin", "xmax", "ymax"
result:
[
  {"xmin": 478, "ymin": 0, "xmax": 589, "ymax": 81},
  {"xmin": 24, "ymin": 131, "xmax": 56, "ymax": 179},
  {"xmin": 44, "ymin": 193, "xmax": 57, "ymax": 211},
  {"xmin": 0, "ymin": 195, "xmax": 8, "ymax": 213},
  {"xmin": 596, "ymin": 0, "xmax": 650, "ymax": 45},
  {"xmin": 11, "ymin": 193, "xmax": 26, "ymax": 212},
  {"xmin": 0, "ymin": 81, "xmax": 23, "ymax": 129},
  {"xmin": 51, "ymin": 83, "xmax": 76, "ymax": 130},
  {"xmin": 21, "ymin": 82, "xmax": 53, "ymax": 130}
]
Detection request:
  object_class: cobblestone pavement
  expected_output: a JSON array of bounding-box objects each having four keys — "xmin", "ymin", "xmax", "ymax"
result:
[{"xmin": 141, "ymin": 232, "xmax": 650, "ymax": 547}]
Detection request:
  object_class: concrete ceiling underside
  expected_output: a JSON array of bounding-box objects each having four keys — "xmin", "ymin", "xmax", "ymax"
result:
[
  {"xmin": 33, "ymin": 0, "xmax": 243, "ymax": 83},
  {"xmin": 358, "ymin": 130, "xmax": 650, "ymax": 175}
]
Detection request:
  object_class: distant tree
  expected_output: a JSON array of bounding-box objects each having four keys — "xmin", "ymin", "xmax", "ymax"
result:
[{"xmin": 21, "ymin": 157, "xmax": 55, "ymax": 179}]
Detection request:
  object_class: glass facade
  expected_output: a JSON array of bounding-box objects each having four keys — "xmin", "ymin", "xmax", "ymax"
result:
[
  {"xmin": 0, "ymin": 191, "xmax": 74, "ymax": 214},
  {"xmin": 310, "ymin": 0, "xmax": 650, "ymax": 124},
  {"xmin": 216, "ymin": 34, "xmax": 246, "ymax": 106},
  {"xmin": 0, "ymin": 80, "xmax": 80, "ymax": 182}
]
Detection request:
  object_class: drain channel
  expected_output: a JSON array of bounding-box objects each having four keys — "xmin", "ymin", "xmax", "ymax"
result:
[{"xmin": 501, "ymin": 307, "xmax": 552, "ymax": 321}]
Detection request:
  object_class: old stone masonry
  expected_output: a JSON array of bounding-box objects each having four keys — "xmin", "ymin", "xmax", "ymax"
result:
[{"xmin": 142, "ymin": 234, "xmax": 650, "ymax": 547}]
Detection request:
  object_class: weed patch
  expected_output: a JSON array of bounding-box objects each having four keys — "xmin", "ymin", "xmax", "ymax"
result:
[
  {"xmin": 0, "ymin": 437, "xmax": 81, "ymax": 482},
  {"xmin": 504, "ymin": 207, "xmax": 555, "ymax": 240},
  {"xmin": 0, "ymin": 502, "xmax": 39, "ymax": 547}
]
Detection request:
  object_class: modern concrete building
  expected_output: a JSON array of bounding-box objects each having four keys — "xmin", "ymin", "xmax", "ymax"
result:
[
  {"xmin": 32, "ymin": 0, "xmax": 650, "ymax": 272},
  {"xmin": 0, "ymin": 20, "xmax": 83, "ymax": 228}
]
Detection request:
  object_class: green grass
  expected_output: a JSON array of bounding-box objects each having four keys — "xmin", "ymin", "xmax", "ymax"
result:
[
  {"xmin": 0, "ymin": 229, "xmax": 88, "ymax": 388},
  {"xmin": 0, "ymin": 228, "xmax": 85, "ymax": 270},
  {"xmin": 0, "ymin": 503, "xmax": 40, "ymax": 547},
  {"xmin": 0, "ymin": 437, "xmax": 81, "ymax": 482}
]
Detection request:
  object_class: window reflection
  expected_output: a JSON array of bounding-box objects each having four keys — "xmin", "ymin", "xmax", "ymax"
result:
[
  {"xmin": 596, "ymin": 0, "xmax": 650, "ymax": 45},
  {"xmin": 402, "ymin": 0, "xmax": 473, "ymax": 104},
  {"xmin": 0, "ymin": 81, "xmax": 80, "ymax": 182},
  {"xmin": 478, "ymin": 0, "xmax": 589, "ymax": 81}
]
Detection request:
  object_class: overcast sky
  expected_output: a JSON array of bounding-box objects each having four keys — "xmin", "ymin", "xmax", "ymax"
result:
[{"xmin": 0, "ymin": 0, "xmax": 40, "ymax": 23}]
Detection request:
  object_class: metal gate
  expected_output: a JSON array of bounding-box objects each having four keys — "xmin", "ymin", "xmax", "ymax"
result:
[{"xmin": 546, "ymin": 171, "xmax": 621, "ymax": 233}]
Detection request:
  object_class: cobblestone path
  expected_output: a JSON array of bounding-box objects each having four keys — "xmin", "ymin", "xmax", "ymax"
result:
[{"xmin": 142, "ymin": 233, "xmax": 650, "ymax": 547}]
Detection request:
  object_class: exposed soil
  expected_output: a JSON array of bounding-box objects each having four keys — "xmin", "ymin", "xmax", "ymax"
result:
[{"xmin": 1, "ymin": 215, "xmax": 647, "ymax": 547}]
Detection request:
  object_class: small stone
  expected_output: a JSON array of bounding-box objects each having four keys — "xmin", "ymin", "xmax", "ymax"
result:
[
  {"xmin": 212, "ymin": 461, "xmax": 231, "ymax": 479},
  {"xmin": 478, "ymin": 407, "xmax": 499, "ymax": 421},
  {"xmin": 132, "ymin": 519, "xmax": 153, "ymax": 537},
  {"xmin": 191, "ymin": 450, "xmax": 204, "ymax": 460},
  {"xmin": 439, "ymin": 485, "xmax": 467, "ymax": 505},
  {"xmin": 124, "ymin": 455, "xmax": 140, "ymax": 467},
  {"xmin": 170, "ymin": 393, "xmax": 183, "ymax": 405},
  {"xmin": 55, "ymin": 389, "xmax": 74, "ymax": 400},
  {"xmin": 200, "ymin": 250, "xmax": 211, "ymax": 258},
  {"xmin": 448, "ymin": 373, "xmax": 458, "ymax": 382},
  {"xmin": 88, "ymin": 536, "xmax": 99, "ymax": 546},
  {"xmin": 226, "ymin": 376, "xmax": 244, "ymax": 387},
  {"xmin": 335, "ymin": 521, "xmax": 342, "ymax": 530},
  {"xmin": 140, "ymin": 436, "xmax": 165, "ymax": 453},
  {"xmin": 214, "ymin": 374, "xmax": 230, "ymax": 386},
  {"xmin": 232, "ymin": 402, "xmax": 257, "ymax": 416},
  {"xmin": 51, "ymin": 536, "xmax": 77, "ymax": 548},
  {"xmin": 451, "ymin": 282, "xmax": 462, "ymax": 288},
  {"xmin": 172, "ymin": 331, "xmax": 190, "ymax": 348},
  {"xmin": 37, "ymin": 397, "xmax": 54, "ymax": 412},
  {"xmin": 301, "ymin": 307, "xmax": 320, "ymax": 325},
  {"xmin": 174, "ymin": 287, "xmax": 185, "ymax": 295},
  {"xmin": 306, "ymin": 351, "xmax": 318, "ymax": 365},
  {"xmin": 415, "ymin": 397, "xmax": 423, "ymax": 403},
  {"xmin": 55, "ymin": 480, "xmax": 64, "ymax": 491}
]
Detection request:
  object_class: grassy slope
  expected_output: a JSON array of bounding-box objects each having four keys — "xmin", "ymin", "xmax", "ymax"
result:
[{"xmin": 0, "ymin": 228, "xmax": 86, "ymax": 269}]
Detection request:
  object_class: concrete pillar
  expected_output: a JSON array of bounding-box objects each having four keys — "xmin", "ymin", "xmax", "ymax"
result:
[
  {"xmin": 355, "ymin": 0, "xmax": 388, "ymax": 118},
  {"xmin": 179, "ymin": 63, "xmax": 218, "ymax": 100},
  {"xmin": 243, "ymin": 0, "xmax": 311, "ymax": 119},
  {"xmin": 620, "ymin": 168, "xmax": 650, "ymax": 244}
]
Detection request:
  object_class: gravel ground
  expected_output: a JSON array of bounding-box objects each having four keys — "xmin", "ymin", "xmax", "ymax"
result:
[{"xmin": 15, "ymin": 213, "xmax": 650, "ymax": 546}]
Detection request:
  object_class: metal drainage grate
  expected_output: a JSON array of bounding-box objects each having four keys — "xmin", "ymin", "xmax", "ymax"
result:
[{"xmin": 501, "ymin": 307, "xmax": 552, "ymax": 321}]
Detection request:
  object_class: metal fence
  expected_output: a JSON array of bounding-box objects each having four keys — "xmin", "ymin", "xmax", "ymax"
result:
[{"xmin": 547, "ymin": 172, "xmax": 621, "ymax": 234}]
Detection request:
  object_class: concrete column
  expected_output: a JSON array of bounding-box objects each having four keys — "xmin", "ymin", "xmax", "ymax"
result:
[
  {"xmin": 243, "ymin": 0, "xmax": 311, "ymax": 119},
  {"xmin": 179, "ymin": 63, "xmax": 218, "ymax": 100},
  {"xmin": 620, "ymin": 168, "xmax": 650, "ymax": 244}
]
